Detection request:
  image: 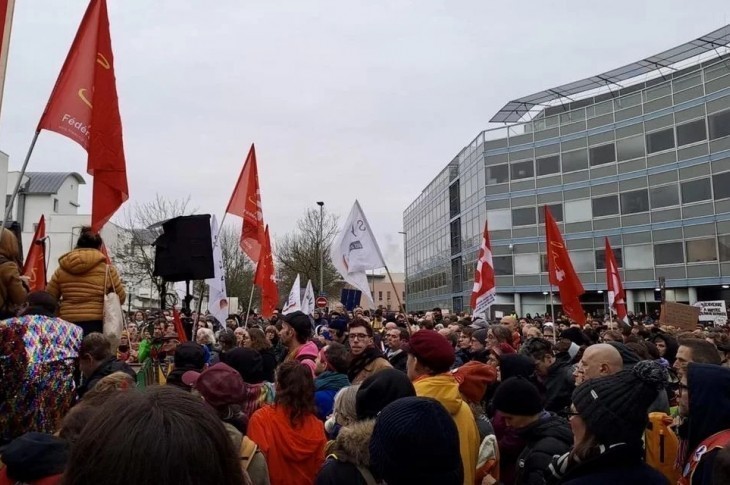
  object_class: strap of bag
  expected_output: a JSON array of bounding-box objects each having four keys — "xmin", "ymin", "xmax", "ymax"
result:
[
  {"xmin": 239, "ymin": 436, "xmax": 258, "ymax": 471},
  {"xmin": 355, "ymin": 465, "xmax": 378, "ymax": 485},
  {"xmin": 103, "ymin": 263, "xmax": 110, "ymax": 296}
]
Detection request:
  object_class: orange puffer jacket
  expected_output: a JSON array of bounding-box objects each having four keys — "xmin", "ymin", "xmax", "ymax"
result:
[{"xmin": 47, "ymin": 248, "xmax": 126, "ymax": 323}]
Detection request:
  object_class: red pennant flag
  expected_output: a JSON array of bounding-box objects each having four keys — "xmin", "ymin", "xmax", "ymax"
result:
[
  {"xmin": 605, "ymin": 238, "xmax": 627, "ymax": 322},
  {"xmin": 226, "ymin": 144, "xmax": 266, "ymax": 263},
  {"xmin": 37, "ymin": 0, "xmax": 127, "ymax": 232},
  {"xmin": 22, "ymin": 215, "xmax": 46, "ymax": 291},
  {"xmin": 172, "ymin": 307, "xmax": 188, "ymax": 343},
  {"xmin": 470, "ymin": 219, "xmax": 496, "ymax": 318},
  {"xmin": 544, "ymin": 206, "xmax": 586, "ymax": 325},
  {"xmin": 254, "ymin": 225, "xmax": 278, "ymax": 318}
]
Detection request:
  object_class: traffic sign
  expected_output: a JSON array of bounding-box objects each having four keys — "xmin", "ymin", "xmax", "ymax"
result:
[{"xmin": 316, "ymin": 296, "xmax": 328, "ymax": 308}]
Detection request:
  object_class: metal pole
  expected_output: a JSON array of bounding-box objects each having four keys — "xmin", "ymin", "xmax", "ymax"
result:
[
  {"xmin": 385, "ymin": 265, "xmax": 411, "ymax": 336},
  {"xmin": 245, "ymin": 284, "xmax": 255, "ymax": 326},
  {"xmin": 0, "ymin": 132, "xmax": 40, "ymax": 240},
  {"xmin": 317, "ymin": 201, "xmax": 324, "ymax": 295},
  {"xmin": 549, "ymin": 290, "xmax": 556, "ymax": 322}
]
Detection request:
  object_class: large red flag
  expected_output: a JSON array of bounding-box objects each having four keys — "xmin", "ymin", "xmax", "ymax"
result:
[
  {"xmin": 172, "ymin": 307, "xmax": 188, "ymax": 343},
  {"xmin": 226, "ymin": 144, "xmax": 266, "ymax": 263},
  {"xmin": 37, "ymin": 0, "xmax": 127, "ymax": 232},
  {"xmin": 22, "ymin": 215, "xmax": 46, "ymax": 291},
  {"xmin": 605, "ymin": 238, "xmax": 627, "ymax": 322},
  {"xmin": 254, "ymin": 225, "xmax": 278, "ymax": 318},
  {"xmin": 470, "ymin": 219, "xmax": 496, "ymax": 318},
  {"xmin": 544, "ymin": 206, "xmax": 586, "ymax": 325}
]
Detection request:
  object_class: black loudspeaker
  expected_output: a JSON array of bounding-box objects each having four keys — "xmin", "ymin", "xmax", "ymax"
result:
[{"xmin": 153, "ymin": 215, "xmax": 214, "ymax": 282}]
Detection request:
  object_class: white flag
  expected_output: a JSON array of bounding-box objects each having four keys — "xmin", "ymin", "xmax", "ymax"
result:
[
  {"xmin": 331, "ymin": 200, "xmax": 386, "ymax": 305},
  {"xmin": 302, "ymin": 279, "xmax": 315, "ymax": 315},
  {"xmin": 206, "ymin": 215, "xmax": 229, "ymax": 324},
  {"xmin": 282, "ymin": 274, "xmax": 302, "ymax": 315}
]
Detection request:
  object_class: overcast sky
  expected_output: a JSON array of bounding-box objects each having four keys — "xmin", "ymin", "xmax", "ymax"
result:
[{"xmin": 2, "ymin": 0, "xmax": 730, "ymax": 272}]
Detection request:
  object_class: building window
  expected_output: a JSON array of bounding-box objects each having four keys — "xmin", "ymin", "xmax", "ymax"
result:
[
  {"xmin": 449, "ymin": 183, "xmax": 460, "ymax": 218},
  {"xmin": 713, "ymin": 171, "xmax": 730, "ymax": 200},
  {"xmin": 561, "ymin": 149, "xmax": 589, "ymax": 172},
  {"xmin": 595, "ymin": 248, "xmax": 623, "ymax": 269},
  {"xmin": 510, "ymin": 160, "xmax": 534, "ymax": 180},
  {"xmin": 650, "ymin": 184, "xmax": 680, "ymax": 209},
  {"xmin": 512, "ymin": 207, "xmax": 536, "ymax": 226},
  {"xmin": 514, "ymin": 254, "xmax": 540, "ymax": 275},
  {"xmin": 387, "ymin": 291, "xmax": 391, "ymax": 300},
  {"xmin": 676, "ymin": 119, "xmax": 707, "ymax": 146},
  {"xmin": 589, "ymin": 143, "xmax": 616, "ymax": 166},
  {"xmin": 565, "ymin": 199, "xmax": 592, "ymax": 223},
  {"xmin": 655, "ymin": 242, "xmax": 684, "ymax": 265},
  {"xmin": 493, "ymin": 256, "xmax": 513, "ymax": 275},
  {"xmin": 538, "ymin": 204, "xmax": 563, "ymax": 223},
  {"xmin": 536, "ymin": 155, "xmax": 560, "ymax": 176},
  {"xmin": 592, "ymin": 195, "xmax": 619, "ymax": 217},
  {"xmin": 719, "ymin": 235, "xmax": 730, "ymax": 262},
  {"xmin": 486, "ymin": 164, "xmax": 509, "ymax": 185},
  {"xmin": 681, "ymin": 178, "xmax": 712, "ymax": 204},
  {"xmin": 487, "ymin": 209, "xmax": 511, "ymax": 230},
  {"xmin": 616, "ymin": 135, "xmax": 645, "ymax": 161},
  {"xmin": 450, "ymin": 219, "xmax": 461, "ymax": 255},
  {"xmin": 620, "ymin": 189, "xmax": 649, "ymax": 214},
  {"xmin": 686, "ymin": 238, "xmax": 718, "ymax": 263},
  {"xmin": 53, "ymin": 199, "xmax": 59, "ymax": 212},
  {"xmin": 451, "ymin": 257, "xmax": 463, "ymax": 292},
  {"xmin": 378, "ymin": 291, "xmax": 383, "ymax": 301},
  {"xmin": 570, "ymin": 250, "xmax": 595, "ymax": 272},
  {"xmin": 646, "ymin": 128, "xmax": 675, "ymax": 154},
  {"xmin": 709, "ymin": 109, "xmax": 730, "ymax": 140},
  {"xmin": 625, "ymin": 244, "xmax": 654, "ymax": 269}
]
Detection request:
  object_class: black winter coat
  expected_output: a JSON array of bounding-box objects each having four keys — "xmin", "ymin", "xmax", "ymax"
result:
[
  {"xmin": 543, "ymin": 353, "xmax": 575, "ymax": 413},
  {"xmin": 515, "ymin": 413, "xmax": 573, "ymax": 485},
  {"xmin": 556, "ymin": 442, "xmax": 668, "ymax": 485},
  {"xmin": 387, "ymin": 350, "xmax": 407, "ymax": 373},
  {"xmin": 258, "ymin": 347, "xmax": 277, "ymax": 382},
  {"xmin": 77, "ymin": 357, "xmax": 136, "ymax": 399}
]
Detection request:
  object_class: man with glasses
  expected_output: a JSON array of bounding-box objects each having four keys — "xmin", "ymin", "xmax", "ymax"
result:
[
  {"xmin": 346, "ymin": 319, "xmax": 391, "ymax": 384},
  {"xmin": 385, "ymin": 328, "xmax": 409, "ymax": 373}
]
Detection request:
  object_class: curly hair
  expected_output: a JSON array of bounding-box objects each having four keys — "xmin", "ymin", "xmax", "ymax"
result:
[
  {"xmin": 274, "ymin": 361, "xmax": 316, "ymax": 427},
  {"xmin": 248, "ymin": 327, "xmax": 272, "ymax": 351}
]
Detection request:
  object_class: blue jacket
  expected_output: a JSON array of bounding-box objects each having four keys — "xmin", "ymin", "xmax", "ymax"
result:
[{"xmin": 314, "ymin": 371, "xmax": 350, "ymax": 420}]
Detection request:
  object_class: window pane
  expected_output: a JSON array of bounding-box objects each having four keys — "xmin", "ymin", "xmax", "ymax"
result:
[
  {"xmin": 676, "ymin": 119, "xmax": 707, "ymax": 146},
  {"xmin": 537, "ymin": 155, "xmax": 560, "ymax": 176},
  {"xmin": 451, "ymin": 257, "xmax": 463, "ymax": 292},
  {"xmin": 487, "ymin": 209, "xmax": 511, "ymax": 230},
  {"xmin": 686, "ymin": 239, "xmax": 717, "ymax": 263},
  {"xmin": 617, "ymin": 135, "xmax": 645, "ymax": 161},
  {"xmin": 512, "ymin": 207, "xmax": 536, "ymax": 226},
  {"xmin": 681, "ymin": 178, "xmax": 711, "ymax": 204},
  {"xmin": 486, "ymin": 164, "xmax": 508, "ymax": 185},
  {"xmin": 595, "ymin": 248, "xmax": 623, "ymax": 269},
  {"xmin": 450, "ymin": 219, "xmax": 461, "ymax": 255},
  {"xmin": 493, "ymin": 256, "xmax": 513, "ymax": 275},
  {"xmin": 620, "ymin": 189, "xmax": 649, "ymax": 214},
  {"xmin": 562, "ymin": 149, "xmax": 588, "ymax": 172},
  {"xmin": 650, "ymin": 184, "xmax": 679, "ymax": 208},
  {"xmin": 713, "ymin": 172, "xmax": 730, "ymax": 200},
  {"xmin": 592, "ymin": 195, "xmax": 619, "ymax": 217},
  {"xmin": 719, "ymin": 235, "xmax": 730, "ymax": 262},
  {"xmin": 655, "ymin": 242, "xmax": 684, "ymax": 265},
  {"xmin": 570, "ymin": 250, "xmax": 594, "ymax": 272},
  {"xmin": 539, "ymin": 204, "xmax": 564, "ymax": 222},
  {"xmin": 514, "ymin": 254, "xmax": 539, "ymax": 274},
  {"xmin": 511, "ymin": 160, "xmax": 534, "ymax": 180},
  {"xmin": 625, "ymin": 244, "xmax": 654, "ymax": 269},
  {"xmin": 589, "ymin": 143, "xmax": 616, "ymax": 166},
  {"xmin": 646, "ymin": 128, "xmax": 675, "ymax": 154},
  {"xmin": 709, "ymin": 109, "xmax": 730, "ymax": 140},
  {"xmin": 565, "ymin": 199, "xmax": 592, "ymax": 223}
]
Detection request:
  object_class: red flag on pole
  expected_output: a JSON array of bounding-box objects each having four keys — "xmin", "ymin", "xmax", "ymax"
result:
[
  {"xmin": 470, "ymin": 219, "xmax": 496, "ymax": 318},
  {"xmin": 22, "ymin": 215, "xmax": 46, "ymax": 291},
  {"xmin": 37, "ymin": 0, "xmax": 127, "ymax": 232},
  {"xmin": 0, "ymin": 0, "xmax": 16, "ymax": 118},
  {"xmin": 226, "ymin": 144, "xmax": 266, "ymax": 264},
  {"xmin": 172, "ymin": 307, "xmax": 188, "ymax": 343},
  {"xmin": 544, "ymin": 206, "xmax": 586, "ymax": 325},
  {"xmin": 605, "ymin": 237, "xmax": 627, "ymax": 322},
  {"xmin": 255, "ymin": 225, "xmax": 278, "ymax": 318}
]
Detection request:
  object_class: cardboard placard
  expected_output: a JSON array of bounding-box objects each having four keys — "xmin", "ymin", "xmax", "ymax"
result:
[
  {"xmin": 693, "ymin": 300, "xmax": 727, "ymax": 324},
  {"xmin": 660, "ymin": 302, "xmax": 701, "ymax": 330}
]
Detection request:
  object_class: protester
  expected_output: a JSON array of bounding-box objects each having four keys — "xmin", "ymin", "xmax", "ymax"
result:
[
  {"xmin": 673, "ymin": 338, "xmax": 721, "ymax": 378},
  {"xmin": 384, "ymin": 327, "xmax": 408, "ymax": 372},
  {"xmin": 166, "ymin": 341, "xmax": 207, "ymax": 391},
  {"xmin": 235, "ymin": 327, "xmax": 250, "ymax": 347},
  {"xmin": 0, "ymin": 228, "xmax": 28, "ymax": 318},
  {"xmin": 222, "ymin": 348, "xmax": 275, "ymax": 418},
  {"xmin": 454, "ymin": 326, "xmax": 474, "ymax": 368},
  {"xmin": 470, "ymin": 328, "xmax": 490, "ymax": 363},
  {"xmin": 0, "ymin": 432, "xmax": 69, "ymax": 484},
  {"xmin": 572, "ymin": 343, "xmax": 623, "ymax": 386},
  {"xmin": 265, "ymin": 324, "xmax": 287, "ymax": 363},
  {"xmin": 325, "ymin": 385, "xmax": 360, "ymax": 441},
  {"xmin": 248, "ymin": 361, "xmax": 327, "ymax": 485},
  {"xmin": 650, "ymin": 333, "xmax": 679, "ymax": 367},
  {"xmin": 77, "ymin": 333, "xmax": 136, "ymax": 399},
  {"xmin": 196, "ymin": 327, "xmax": 218, "ymax": 364},
  {"xmin": 347, "ymin": 319, "xmax": 392, "ymax": 384},
  {"xmin": 280, "ymin": 311, "xmax": 319, "ymax": 376},
  {"xmin": 249, "ymin": 327, "xmax": 277, "ymax": 382},
  {"xmin": 521, "ymin": 337, "xmax": 575, "ymax": 413},
  {"xmin": 314, "ymin": 342, "xmax": 351, "ymax": 421},
  {"xmin": 46, "ymin": 227, "xmax": 125, "ymax": 335}
]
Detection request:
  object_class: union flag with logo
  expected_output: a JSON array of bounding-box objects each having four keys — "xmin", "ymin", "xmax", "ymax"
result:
[{"xmin": 545, "ymin": 206, "xmax": 586, "ymax": 325}]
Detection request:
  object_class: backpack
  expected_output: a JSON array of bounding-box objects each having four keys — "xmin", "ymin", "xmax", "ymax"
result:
[
  {"xmin": 679, "ymin": 429, "xmax": 730, "ymax": 485},
  {"xmin": 645, "ymin": 412, "xmax": 680, "ymax": 484},
  {"xmin": 239, "ymin": 436, "xmax": 258, "ymax": 471}
]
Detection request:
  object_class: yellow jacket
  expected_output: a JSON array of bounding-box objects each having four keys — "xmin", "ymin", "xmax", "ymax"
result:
[
  {"xmin": 414, "ymin": 373, "xmax": 479, "ymax": 485},
  {"xmin": 47, "ymin": 248, "xmax": 126, "ymax": 323}
]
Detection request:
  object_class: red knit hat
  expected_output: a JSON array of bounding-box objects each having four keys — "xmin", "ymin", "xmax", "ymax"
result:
[
  {"xmin": 452, "ymin": 361, "xmax": 498, "ymax": 403},
  {"xmin": 408, "ymin": 330, "xmax": 455, "ymax": 373}
]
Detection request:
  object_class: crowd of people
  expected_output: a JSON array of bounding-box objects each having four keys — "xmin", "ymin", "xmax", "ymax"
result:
[{"xmin": 2, "ymin": 227, "xmax": 730, "ymax": 484}]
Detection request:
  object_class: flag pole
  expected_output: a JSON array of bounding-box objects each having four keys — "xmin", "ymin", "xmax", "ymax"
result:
[
  {"xmin": 0, "ymin": 131, "xmax": 39, "ymax": 238},
  {"xmin": 384, "ymin": 265, "xmax": 411, "ymax": 336},
  {"xmin": 245, "ymin": 284, "xmax": 255, "ymax": 325},
  {"xmin": 549, "ymin": 289, "xmax": 556, "ymax": 343}
]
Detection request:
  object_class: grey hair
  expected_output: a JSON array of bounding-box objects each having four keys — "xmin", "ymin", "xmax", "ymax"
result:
[{"xmin": 332, "ymin": 384, "xmax": 360, "ymax": 426}]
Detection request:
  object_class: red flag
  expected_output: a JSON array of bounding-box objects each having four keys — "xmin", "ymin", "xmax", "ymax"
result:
[
  {"xmin": 254, "ymin": 225, "xmax": 278, "ymax": 318},
  {"xmin": 544, "ymin": 206, "xmax": 586, "ymax": 325},
  {"xmin": 22, "ymin": 215, "xmax": 46, "ymax": 291},
  {"xmin": 172, "ymin": 307, "xmax": 188, "ymax": 343},
  {"xmin": 0, "ymin": 0, "xmax": 16, "ymax": 118},
  {"xmin": 470, "ymin": 219, "xmax": 496, "ymax": 318},
  {"xmin": 37, "ymin": 0, "xmax": 127, "ymax": 232},
  {"xmin": 226, "ymin": 144, "xmax": 266, "ymax": 264},
  {"xmin": 605, "ymin": 238, "xmax": 627, "ymax": 322}
]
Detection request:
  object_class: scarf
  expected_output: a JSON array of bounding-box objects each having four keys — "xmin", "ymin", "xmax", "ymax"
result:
[
  {"xmin": 315, "ymin": 371, "xmax": 350, "ymax": 392},
  {"xmin": 347, "ymin": 346, "xmax": 384, "ymax": 382}
]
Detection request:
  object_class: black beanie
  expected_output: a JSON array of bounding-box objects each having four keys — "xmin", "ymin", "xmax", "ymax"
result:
[
  {"xmin": 221, "ymin": 347, "xmax": 264, "ymax": 384},
  {"xmin": 492, "ymin": 376, "xmax": 543, "ymax": 416},
  {"xmin": 355, "ymin": 368, "xmax": 415, "ymax": 420},
  {"xmin": 607, "ymin": 341, "xmax": 641, "ymax": 367},
  {"xmin": 2, "ymin": 432, "xmax": 69, "ymax": 482},
  {"xmin": 499, "ymin": 354, "xmax": 536, "ymax": 381},
  {"xmin": 572, "ymin": 360, "xmax": 666, "ymax": 444},
  {"xmin": 369, "ymin": 397, "xmax": 463, "ymax": 485}
]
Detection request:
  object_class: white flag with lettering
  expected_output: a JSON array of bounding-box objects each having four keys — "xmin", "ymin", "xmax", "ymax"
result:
[
  {"xmin": 331, "ymin": 200, "xmax": 386, "ymax": 305},
  {"xmin": 302, "ymin": 279, "xmax": 315, "ymax": 315},
  {"xmin": 282, "ymin": 274, "xmax": 302, "ymax": 315},
  {"xmin": 205, "ymin": 215, "xmax": 229, "ymax": 324}
]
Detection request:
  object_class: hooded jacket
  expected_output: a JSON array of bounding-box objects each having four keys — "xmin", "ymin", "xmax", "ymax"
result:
[
  {"xmin": 287, "ymin": 341, "xmax": 320, "ymax": 376},
  {"xmin": 315, "ymin": 420, "xmax": 376, "ymax": 485},
  {"xmin": 77, "ymin": 356, "xmax": 136, "ymax": 399},
  {"xmin": 248, "ymin": 404, "xmax": 327, "ymax": 485},
  {"xmin": 515, "ymin": 412, "xmax": 573, "ymax": 485},
  {"xmin": 314, "ymin": 371, "xmax": 350, "ymax": 420},
  {"xmin": 414, "ymin": 373, "xmax": 479, "ymax": 485},
  {"xmin": 46, "ymin": 248, "xmax": 126, "ymax": 323}
]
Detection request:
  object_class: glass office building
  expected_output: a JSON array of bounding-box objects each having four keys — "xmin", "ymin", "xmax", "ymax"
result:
[{"xmin": 403, "ymin": 26, "xmax": 730, "ymax": 316}]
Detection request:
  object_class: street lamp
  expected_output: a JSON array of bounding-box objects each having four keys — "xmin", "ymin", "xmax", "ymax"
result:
[
  {"xmin": 316, "ymin": 201, "xmax": 324, "ymax": 295},
  {"xmin": 398, "ymin": 231, "xmax": 407, "ymax": 312}
]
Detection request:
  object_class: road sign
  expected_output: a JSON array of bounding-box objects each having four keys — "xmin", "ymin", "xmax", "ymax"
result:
[{"xmin": 316, "ymin": 296, "xmax": 328, "ymax": 308}]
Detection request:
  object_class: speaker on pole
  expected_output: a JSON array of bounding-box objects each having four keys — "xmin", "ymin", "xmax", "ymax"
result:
[{"xmin": 153, "ymin": 215, "xmax": 214, "ymax": 282}]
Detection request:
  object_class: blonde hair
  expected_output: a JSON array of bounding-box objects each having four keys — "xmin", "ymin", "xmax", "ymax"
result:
[
  {"xmin": 197, "ymin": 327, "xmax": 216, "ymax": 345},
  {"xmin": 332, "ymin": 384, "xmax": 360, "ymax": 426},
  {"xmin": 83, "ymin": 371, "xmax": 136, "ymax": 404}
]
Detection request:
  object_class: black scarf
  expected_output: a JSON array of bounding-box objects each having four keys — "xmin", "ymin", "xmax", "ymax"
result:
[{"xmin": 348, "ymin": 346, "xmax": 384, "ymax": 382}]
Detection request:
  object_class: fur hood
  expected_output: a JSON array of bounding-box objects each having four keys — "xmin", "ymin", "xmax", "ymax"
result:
[{"xmin": 329, "ymin": 419, "xmax": 375, "ymax": 467}]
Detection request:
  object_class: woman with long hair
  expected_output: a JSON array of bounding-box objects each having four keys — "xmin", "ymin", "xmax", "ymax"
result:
[
  {"xmin": 249, "ymin": 327, "xmax": 276, "ymax": 382},
  {"xmin": 0, "ymin": 228, "xmax": 28, "ymax": 318},
  {"xmin": 265, "ymin": 324, "xmax": 287, "ymax": 363},
  {"xmin": 248, "ymin": 361, "xmax": 327, "ymax": 485}
]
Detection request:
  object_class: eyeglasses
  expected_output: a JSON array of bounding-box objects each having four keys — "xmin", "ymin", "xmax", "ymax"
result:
[
  {"xmin": 349, "ymin": 333, "xmax": 370, "ymax": 341},
  {"xmin": 559, "ymin": 407, "xmax": 580, "ymax": 418}
]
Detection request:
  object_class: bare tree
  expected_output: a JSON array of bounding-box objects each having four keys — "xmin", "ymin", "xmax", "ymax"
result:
[
  {"xmin": 276, "ymin": 207, "xmax": 342, "ymax": 299},
  {"xmin": 218, "ymin": 224, "xmax": 256, "ymax": 308}
]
